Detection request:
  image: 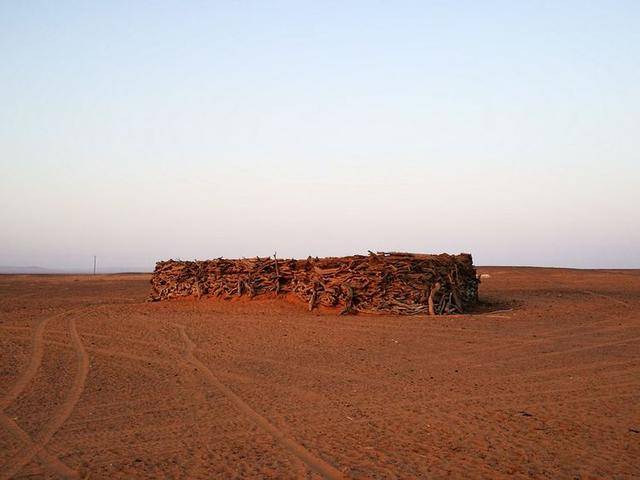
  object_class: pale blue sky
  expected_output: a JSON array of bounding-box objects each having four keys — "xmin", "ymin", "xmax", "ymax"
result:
[{"xmin": 1, "ymin": 1, "xmax": 639, "ymax": 271}]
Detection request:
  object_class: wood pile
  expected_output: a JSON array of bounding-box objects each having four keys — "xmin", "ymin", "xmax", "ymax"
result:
[{"xmin": 148, "ymin": 252, "xmax": 478, "ymax": 315}]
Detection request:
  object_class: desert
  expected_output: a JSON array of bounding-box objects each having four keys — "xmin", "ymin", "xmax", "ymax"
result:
[
  {"xmin": 3, "ymin": 2, "xmax": 639, "ymax": 478},
  {"xmin": 1, "ymin": 267, "xmax": 638, "ymax": 479}
]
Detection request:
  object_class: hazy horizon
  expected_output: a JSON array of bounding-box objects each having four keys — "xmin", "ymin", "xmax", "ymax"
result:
[
  {"xmin": 2, "ymin": 1, "xmax": 639, "ymax": 270},
  {"xmin": 1, "ymin": 257, "xmax": 639, "ymax": 275}
]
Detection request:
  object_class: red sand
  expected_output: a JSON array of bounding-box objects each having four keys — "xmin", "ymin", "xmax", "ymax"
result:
[{"xmin": 0, "ymin": 267, "xmax": 639, "ymax": 479}]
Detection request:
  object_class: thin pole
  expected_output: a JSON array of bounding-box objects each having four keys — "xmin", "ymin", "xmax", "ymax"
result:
[{"xmin": 93, "ymin": 256, "xmax": 96, "ymax": 275}]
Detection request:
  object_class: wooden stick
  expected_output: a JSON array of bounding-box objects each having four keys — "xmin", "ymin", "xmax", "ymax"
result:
[{"xmin": 428, "ymin": 282, "xmax": 441, "ymax": 316}]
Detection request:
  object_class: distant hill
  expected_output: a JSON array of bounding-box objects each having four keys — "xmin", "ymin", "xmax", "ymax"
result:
[
  {"xmin": 0, "ymin": 266, "xmax": 152, "ymax": 274},
  {"xmin": 0, "ymin": 266, "xmax": 59, "ymax": 274}
]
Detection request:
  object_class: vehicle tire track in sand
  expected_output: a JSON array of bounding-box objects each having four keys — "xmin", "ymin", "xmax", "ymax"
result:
[
  {"xmin": 164, "ymin": 342, "xmax": 312, "ymax": 480},
  {"xmin": 0, "ymin": 412, "xmax": 78, "ymax": 478},
  {"xmin": 0, "ymin": 309, "xmax": 79, "ymax": 411},
  {"xmin": 1, "ymin": 316, "xmax": 89, "ymax": 480},
  {"xmin": 174, "ymin": 324, "xmax": 345, "ymax": 480},
  {"xmin": 583, "ymin": 290, "xmax": 631, "ymax": 307}
]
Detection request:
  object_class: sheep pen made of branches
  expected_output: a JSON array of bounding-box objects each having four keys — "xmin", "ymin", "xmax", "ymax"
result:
[{"xmin": 149, "ymin": 252, "xmax": 479, "ymax": 315}]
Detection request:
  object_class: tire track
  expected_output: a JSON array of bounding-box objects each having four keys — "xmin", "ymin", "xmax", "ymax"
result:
[
  {"xmin": 0, "ymin": 309, "xmax": 78, "ymax": 411},
  {"xmin": 466, "ymin": 335, "xmax": 640, "ymax": 369},
  {"xmin": 1, "ymin": 316, "xmax": 89, "ymax": 480},
  {"xmin": 0, "ymin": 412, "xmax": 78, "ymax": 478},
  {"xmin": 175, "ymin": 324, "xmax": 345, "ymax": 480},
  {"xmin": 37, "ymin": 338, "xmax": 174, "ymax": 368},
  {"xmin": 583, "ymin": 290, "xmax": 631, "ymax": 307}
]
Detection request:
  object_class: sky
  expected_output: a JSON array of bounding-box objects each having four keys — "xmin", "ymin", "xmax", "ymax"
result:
[{"xmin": 1, "ymin": 1, "xmax": 639, "ymax": 271}]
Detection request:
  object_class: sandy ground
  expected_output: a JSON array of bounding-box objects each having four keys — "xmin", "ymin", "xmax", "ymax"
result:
[{"xmin": 0, "ymin": 268, "xmax": 639, "ymax": 479}]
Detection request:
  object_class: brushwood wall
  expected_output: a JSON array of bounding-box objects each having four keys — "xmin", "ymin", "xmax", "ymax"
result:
[{"xmin": 149, "ymin": 252, "xmax": 478, "ymax": 315}]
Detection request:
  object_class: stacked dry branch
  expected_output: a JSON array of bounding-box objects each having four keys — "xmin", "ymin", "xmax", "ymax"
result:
[{"xmin": 149, "ymin": 252, "xmax": 478, "ymax": 315}]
